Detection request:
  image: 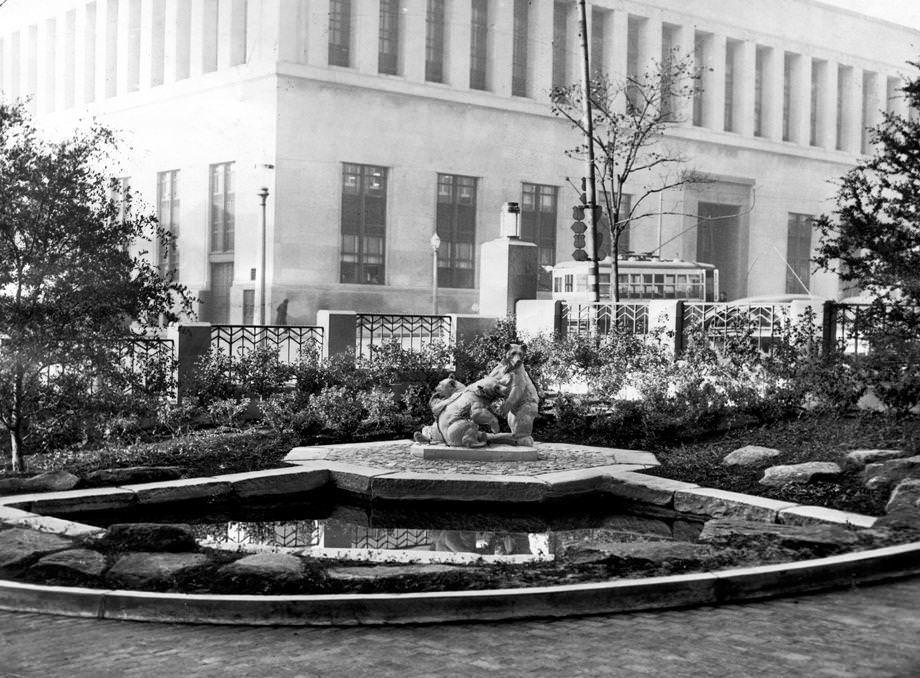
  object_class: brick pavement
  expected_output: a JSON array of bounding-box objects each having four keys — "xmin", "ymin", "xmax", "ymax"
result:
[{"xmin": 2, "ymin": 576, "xmax": 919, "ymax": 678}]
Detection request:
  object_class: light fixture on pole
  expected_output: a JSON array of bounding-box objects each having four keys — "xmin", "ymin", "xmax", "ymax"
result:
[
  {"xmin": 430, "ymin": 232, "xmax": 441, "ymax": 314},
  {"xmin": 258, "ymin": 186, "xmax": 269, "ymax": 325}
]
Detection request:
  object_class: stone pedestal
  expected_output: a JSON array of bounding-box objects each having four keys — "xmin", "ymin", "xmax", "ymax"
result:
[
  {"xmin": 411, "ymin": 444, "xmax": 540, "ymax": 462},
  {"xmin": 478, "ymin": 237, "xmax": 539, "ymax": 318}
]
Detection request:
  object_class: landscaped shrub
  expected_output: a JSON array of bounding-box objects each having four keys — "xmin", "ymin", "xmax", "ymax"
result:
[
  {"xmin": 234, "ymin": 344, "xmax": 294, "ymax": 398},
  {"xmin": 206, "ymin": 397, "xmax": 252, "ymax": 429},
  {"xmin": 304, "ymin": 386, "xmax": 367, "ymax": 436},
  {"xmin": 259, "ymin": 391, "xmax": 319, "ymax": 435}
]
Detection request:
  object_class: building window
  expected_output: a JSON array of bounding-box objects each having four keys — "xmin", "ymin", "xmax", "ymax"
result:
[
  {"xmin": 157, "ymin": 170, "xmax": 180, "ymax": 280},
  {"xmin": 511, "ymin": 0, "xmax": 529, "ymax": 96},
  {"xmin": 724, "ymin": 41, "xmax": 737, "ymax": 132},
  {"xmin": 209, "ymin": 162, "xmax": 234, "ymax": 253},
  {"xmin": 783, "ymin": 52, "xmax": 794, "ymax": 142},
  {"xmin": 379, "ymin": 0, "xmax": 399, "ymax": 75},
  {"xmin": 112, "ymin": 177, "xmax": 130, "ymax": 224},
  {"xmin": 661, "ymin": 24, "xmax": 679, "ymax": 120},
  {"xmin": 552, "ymin": 1, "xmax": 567, "ymax": 88},
  {"xmin": 693, "ymin": 33, "xmax": 705, "ymax": 126},
  {"xmin": 521, "ymin": 183, "xmax": 558, "ymax": 291},
  {"xmin": 426, "ymin": 0, "xmax": 445, "ymax": 83},
  {"xmin": 341, "ymin": 163, "xmax": 387, "ymax": 285},
  {"xmin": 862, "ymin": 71, "xmax": 876, "ymax": 155},
  {"xmin": 328, "ymin": 0, "xmax": 351, "ymax": 67},
  {"xmin": 754, "ymin": 47, "xmax": 766, "ymax": 137},
  {"xmin": 810, "ymin": 60, "xmax": 822, "ymax": 146},
  {"xmin": 627, "ymin": 16, "xmax": 643, "ymax": 110},
  {"xmin": 436, "ymin": 174, "xmax": 477, "ymax": 289},
  {"xmin": 242, "ymin": 289, "xmax": 255, "ymax": 324},
  {"xmin": 786, "ymin": 213, "xmax": 813, "ymax": 293},
  {"xmin": 469, "ymin": 0, "xmax": 488, "ymax": 90},
  {"xmin": 591, "ymin": 9, "xmax": 607, "ymax": 79},
  {"xmin": 836, "ymin": 65, "xmax": 847, "ymax": 150}
]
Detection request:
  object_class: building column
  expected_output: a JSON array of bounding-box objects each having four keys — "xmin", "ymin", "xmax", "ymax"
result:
[
  {"xmin": 792, "ymin": 53, "xmax": 811, "ymax": 145},
  {"xmin": 735, "ymin": 40, "xmax": 756, "ymax": 137},
  {"xmin": 564, "ymin": 0, "xmax": 583, "ymax": 87},
  {"xmin": 36, "ymin": 19, "xmax": 54, "ymax": 113},
  {"xmin": 249, "ymin": 0, "xmax": 281, "ymax": 65},
  {"xmin": 641, "ymin": 15, "xmax": 662, "ymax": 79},
  {"xmin": 401, "ymin": 0, "xmax": 425, "ymax": 81},
  {"xmin": 702, "ymin": 33, "xmax": 725, "ymax": 131},
  {"xmin": 354, "ymin": 0, "xmax": 380, "ymax": 74},
  {"xmin": 817, "ymin": 58, "xmax": 837, "ymax": 149},
  {"xmin": 528, "ymin": 0, "xmax": 553, "ymax": 100},
  {"xmin": 55, "ymin": 10, "xmax": 71, "ymax": 110},
  {"xmin": 866, "ymin": 70, "xmax": 887, "ymax": 135},
  {"xmin": 446, "ymin": 0, "xmax": 471, "ymax": 89},
  {"xmin": 217, "ymin": 0, "xmax": 232, "ymax": 68},
  {"xmin": 307, "ymin": 0, "xmax": 330, "ymax": 66},
  {"xmin": 139, "ymin": 0, "xmax": 155, "ymax": 88},
  {"xmin": 189, "ymin": 0, "xmax": 206, "ymax": 77},
  {"xmin": 489, "ymin": 0, "xmax": 513, "ymax": 97},
  {"xmin": 762, "ymin": 44, "xmax": 784, "ymax": 141},
  {"xmin": 163, "ymin": 0, "xmax": 179, "ymax": 83}
]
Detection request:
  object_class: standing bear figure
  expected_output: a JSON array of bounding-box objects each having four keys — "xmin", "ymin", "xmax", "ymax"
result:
[{"xmin": 488, "ymin": 342, "xmax": 539, "ymax": 447}]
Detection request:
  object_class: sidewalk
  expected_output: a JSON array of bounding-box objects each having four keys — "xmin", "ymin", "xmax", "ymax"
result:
[{"xmin": 2, "ymin": 576, "xmax": 919, "ymax": 678}]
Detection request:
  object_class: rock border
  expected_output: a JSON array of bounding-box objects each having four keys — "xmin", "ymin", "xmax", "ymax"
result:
[{"xmin": 0, "ymin": 441, "xmax": 900, "ymax": 626}]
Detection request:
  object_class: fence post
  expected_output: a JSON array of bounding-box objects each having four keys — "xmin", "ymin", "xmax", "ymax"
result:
[
  {"xmin": 514, "ymin": 300, "xmax": 563, "ymax": 339},
  {"xmin": 175, "ymin": 323, "xmax": 212, "ymax": 402},
  {"xmin": 822, "ymin": 301, "xmax": 838, "ymax": 354},
  {"xmin": 672, "ymin": 301, "xmax": 686, "ymax": 356},
  {"xmin": 316, "ymin": 310, "xmax": 357, "ymax": 358}
]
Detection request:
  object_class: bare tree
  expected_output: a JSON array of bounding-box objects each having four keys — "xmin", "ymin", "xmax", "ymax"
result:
[{"xmin": 551, "ymin": 50, "xmax": 705, "ymax": 301}]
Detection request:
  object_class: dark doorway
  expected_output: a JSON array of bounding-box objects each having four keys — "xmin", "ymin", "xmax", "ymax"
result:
[
  {"xmin": 696, "ymin": 202, "xmax": 744, "ymax": 300},
  {"xmin": 209, "ymin": 262, "xmax": 234, "ymax": 323}
]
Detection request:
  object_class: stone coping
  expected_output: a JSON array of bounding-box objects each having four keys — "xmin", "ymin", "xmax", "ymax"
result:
[
  {"xmin": 0, "ymin": 542, "xmax": 917, "ymax": 626},
  {"xmin": 0, "ymin": 441, "xmax": 900, "ymax": 626}
]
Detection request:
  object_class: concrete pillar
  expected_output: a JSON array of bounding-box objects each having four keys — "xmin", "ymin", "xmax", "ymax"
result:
[
  {"xmin": 316, "ymin": 310, "xmax": 357, "ymax": 358},
  {"xmin": 354, "ymin": 0, "xmax": 380, "ymax": 74},
  {"xmin": 163, "ymin": 0, "xmax": 179, "ymax": 83},
  {"xmin": 888, "ymin": 75, "xmax": 909, "ymax": 118},
  {"xmin": 819, "ymin": 58, "xmax": 838, "ymax": 150},
  {"xmin": 792, "ymin": 53, "xmax": 811, "ymax": 146},
  {"xmin": 647, "ymin": 300, "xmax": 681, "ymax": 354},
  {"xmin": 1, "ymin": 32, "xmax": 13, "ymax": 99},
  {"xmin": 865, "ymin": 70, "xmax": 887, "ymax": 150},
  {"xmin": 702, "ymin": 33, "xmax": 725, "ymax": 131},
  {"xmin": 606, "ymin": 9, "xmax": 629, "ymax": 110},
  {"xmin": 527, "ymin": 0, "xmax": 552, "ymax": 100},
  {"xmin": 762, "ymin": 44, "xmax": 784, "ymax": 141},
  {"xmin": 452, "ymin": 314, "xmax": 502, "ymax": 344},
  {"xmin": 55, "ymin": 10, "xmax": 71, "ymax": 110},
  {"xmin": 307, "ymin": 0, "xmax": 330, "ymax": 66},
  {"xmin": 564, "ymin": 0, "xmax": 582, "ymax": 87},
  {"xmin": 175, "ymin": 323, "xmax": 212, "ymax": 400},
  {"xmin": 735, "ymin": 40, "xmax": 756, "ymax": 137},
  {"xmin": 515, "ymin": 300, "xmax": 562, "ymax": 339},
  {"xmin": 76, "ymin": 3, "xmax": 92, "ymax": 103},
  {"xmin": 189, "ymin": 0, "xmax": 206, "ymax": 77},
  {"xmin": 641, "ymin": 14, "xmax": 662, "ymax": 79},
  {"xmin": 845, "ymin": 66, "xmax": 864, "ymax": 153},
  {"xmin": 277, "ymin": 0, "xmax": 301, "ymax": 62},
  {"xmin": 116, "ymin": 0, "xmax": 132, "ymax": 95},
  {"xmin": 489, "ymin": 0, "xmax": 514, "ymax": 97},
  {"xmin": 249, "ymin": 0, "xmax": 280, "ymax": 65},
  {"xmin": 217, "ymin": 0, "xmax": 246, "ymax": 68},
  {"xmin": 446, "ymin": 0, "xmax": 471, "ymax": 89},
  {"xmin": 401, "ymin": 0, "xmax": 425, "ymax": 81},
  {"xmin": 95, "ymin": 0, "xmax": 114, "ymax": 98},
  {"xmin": 479, "ymin": 237, "xmax": 539, "ymax": 317},
  {"xmin": 139, "ymin": 0, "xmax": 155, "ymax": 88}
]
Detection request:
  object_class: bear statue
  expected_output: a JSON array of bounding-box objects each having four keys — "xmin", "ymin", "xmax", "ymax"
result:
[
  {"xmin": 488, "ymin": 342, "xmax": 539, "ymax": 447},
  {"xmin": 413, "ymin": 374, "xmax": 512, "ymax": 448}
]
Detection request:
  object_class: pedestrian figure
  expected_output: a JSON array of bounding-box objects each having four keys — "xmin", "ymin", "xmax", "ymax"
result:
[{"xmin": 275, "ymin": 298, "xmax": 289, "ymax": 325}]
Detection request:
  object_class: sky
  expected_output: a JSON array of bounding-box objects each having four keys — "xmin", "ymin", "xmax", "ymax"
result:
[{"xmin": 818, "ymin": 0, "xmax": 920, "ymax": 29}]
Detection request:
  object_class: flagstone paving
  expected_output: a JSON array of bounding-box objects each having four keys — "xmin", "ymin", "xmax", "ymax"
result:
[{"xmin": 1, "ymin": 576, "xmax": 918, "ymax": 677}]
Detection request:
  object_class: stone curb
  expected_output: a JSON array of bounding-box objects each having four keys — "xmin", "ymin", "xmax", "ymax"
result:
[{"xmin": 0, "ymin": 542, "xmax": 917, "ymax": 626}]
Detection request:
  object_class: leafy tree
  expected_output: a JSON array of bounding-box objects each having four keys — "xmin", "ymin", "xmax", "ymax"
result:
[
  {"xmin": 550, "ymin": 50, "xmax": 704, "ymax": 301},
  {"xmin": 814, "ymin": 62, "xmax": 920, "ymax": 313},
  {"xmin": 0, "ymin": 103, "xmax": 192, "ymax": 471}
]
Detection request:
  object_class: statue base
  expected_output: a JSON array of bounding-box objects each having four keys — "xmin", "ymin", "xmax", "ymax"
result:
[{"xmin": 411, "ymin": 444, "xmax": 539, "ymax": 462}]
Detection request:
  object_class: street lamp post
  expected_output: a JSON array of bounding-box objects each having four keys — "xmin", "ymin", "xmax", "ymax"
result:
[
  {"xmin": 430, "ymin": 232, "xmax": 441, "ymax": 315},
  {"xmin": 258, "ymin": 187, "xmax": 269, "ymax": 325}
]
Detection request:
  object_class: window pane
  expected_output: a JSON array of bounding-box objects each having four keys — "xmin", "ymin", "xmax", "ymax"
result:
[
  {"xmin": 340, "ymin": 163, "xmax": 387, "ymax": 285},
  {"xmin": 435, "ymin": 173, "xmax": 477, "ymax": 288}
]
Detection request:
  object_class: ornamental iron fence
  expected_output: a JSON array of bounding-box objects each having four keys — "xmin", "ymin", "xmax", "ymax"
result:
[
  {"xmin": 560, "ymin": 302, "xmax": 650, "ymax": 338},
  {"xmin": 680, "ymin": 302, "xmax": 788, "ymax": 353},
  {"xmin": 355, "ymin": 313, "xmax": 452, "ymax": 358},
  {"xmin": 210, "ymin": 324, "xmax": 323, "ymax": 364}
]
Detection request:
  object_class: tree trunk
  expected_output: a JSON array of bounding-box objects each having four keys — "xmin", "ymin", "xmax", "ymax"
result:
[
  {"xmin": 10, "ymin": 427, "xmax": 23, "ymax": 473},
  {"xmin": 612, "ymin": 207, "xmax": 621, "ymax": 303}
]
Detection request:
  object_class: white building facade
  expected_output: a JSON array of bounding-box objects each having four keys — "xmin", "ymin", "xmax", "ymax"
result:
[{"xmin": 0, "ymin": 0, "xmax": 916, "ymax": 323}]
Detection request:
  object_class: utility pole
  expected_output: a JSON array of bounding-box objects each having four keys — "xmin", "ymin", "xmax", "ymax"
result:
[
  {"xmin": 258, "ymin": 187, "xmax": 269, "ymax": 325},
  {"xmin": 578, "ymin": 0, "xmax": 601, "ymax": 303}
]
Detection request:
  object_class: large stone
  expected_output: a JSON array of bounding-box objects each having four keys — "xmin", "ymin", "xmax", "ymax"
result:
[
  {"xmin": 0, "ymin": 527, "xmax": 73, "ymax": 569},
  {"xmin": 216, "ymin": 553, "xmax": 308, "ymax": 592},
  {"xmin": 698, "ymin": 518, "xmax": 859, "ymax": 552},
  {"xmin": 778, "ymin": 505, "xmax": 876, "ymax": 529},
  {"xmin": 760, "ymin": 462, "xmax": 842, "ymax": 487},
  {"xmin": 564, "ymin": 541, "xmax": 711, "ymax": 569},
  {"xmin": 326, "ymin": 564, "xmax": 465, "ymax": 592},
  {"xmin": 875, "ymin": 479, "xmax": 920, "ymax": 531},
  {"xmin": 603, "ymin": 472, "xmax": 699, "ymax": 506},
  {"xmin": 82, "ymin": 466, "xmax": 182, "ymax": 488},
  {"xmin": 411, "ymin": 444, "xmax": 540, "ymax": 462},
  {"xmin": 31, "ymin": 548, "xmax": 107, "ymax": 579},
  {"xmin": 864, "ymin": 455, "xmax": 920, "ymax": 492},
  {"xmin": 843, "ymin": 449, "xmax": 910, "ymax": 471},
  {"xmin": 723, "ymin": 445, "xmax": 782, "ymax": 467},
  {"xmin": 124, "ymin": 477, "xmax": 231, "ymax": 505},
  {"xmin": 370, "ymin": 472, "xmax": 547, "ymax": 503},
  {"xmin": 673, "ymin": 487, "xmax": 796, "ymax": 521},
  {"xmin": 21, "ymin": 470, "xmax": 80, "ymax": 492},
  {"xmin": 220, "ymin": 467, "xmax": 330, "ymax": 498},
  {"xmin": 101, "ymin": 523, "xmax": 198, "ymax": 552},
  {"xmin": 106, "ymin": 552, "xmax": 210, "ymax": 588},
  {"xmin": 0, "ymin": 478, "xmax": 26, "ymax": 494}
]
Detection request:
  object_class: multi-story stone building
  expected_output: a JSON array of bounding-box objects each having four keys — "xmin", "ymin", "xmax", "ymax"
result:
[{"xmin": 0, "ymin": 0, "xmax": 916, "ymax": 323}]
